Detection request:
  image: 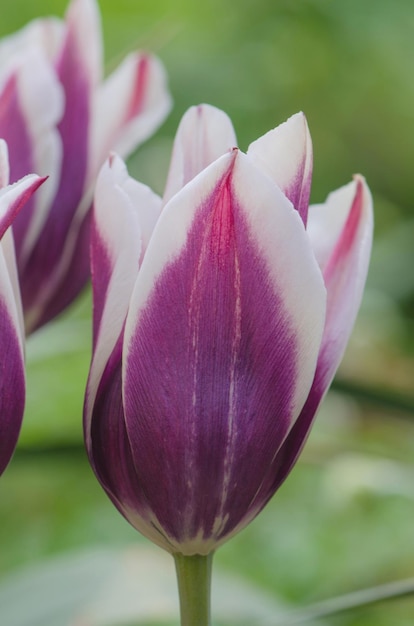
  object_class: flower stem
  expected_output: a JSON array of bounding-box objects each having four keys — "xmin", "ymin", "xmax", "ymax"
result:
[{"xmin": 173, "ymin": 552, "xmax": 213, "ymax": 626}]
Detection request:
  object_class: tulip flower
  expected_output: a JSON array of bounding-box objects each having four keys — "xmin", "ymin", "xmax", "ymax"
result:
[
  {"xmin": 84, "ymin": 105, "xmax": 373, "ymax": 625},
  {"xmin": 0, "ymin": 0, "xmax": 171, "ymax": 334},
  {"xmin": 0, "ymin": 141, "xmax": 45, "ymax": 475}
]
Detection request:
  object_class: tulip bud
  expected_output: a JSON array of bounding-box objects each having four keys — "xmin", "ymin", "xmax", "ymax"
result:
[{"xmin": 85, "ymin": 104, "xmax": 373, "ymax": 556}]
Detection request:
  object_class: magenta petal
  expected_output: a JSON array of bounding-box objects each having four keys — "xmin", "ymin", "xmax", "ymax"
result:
[
  {"xmin": 0, "ymin": 240, "xmax": 25, "ymax": 475},
  {"xmin": 86, "ymin": 339, "xmax": 175, "ymax": 552},
  {"xmin": 269, "ymin": 176, "xmax": 373, "ymax": 494},
  {"xmin": 122, "ymin": 152, "xmax": 325, "ymax": 553}
]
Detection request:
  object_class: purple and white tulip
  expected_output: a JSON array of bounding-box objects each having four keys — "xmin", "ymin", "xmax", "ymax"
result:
[
  {"xmin": 0, "ymin": 141, "xmax": 45, "ymax": 475},
  {"xmin": 84, "ymin": 104, "xmax": 373, "ymax": 556},
  {"xmin": 0, "ymin": 0, "xmax": 172, "ymax": 334}
]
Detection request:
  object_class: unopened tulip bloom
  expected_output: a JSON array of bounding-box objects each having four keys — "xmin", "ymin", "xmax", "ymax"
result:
[
  {"xmin": 84, "ymin": 105, "xmax": 372, "ymax": 625},
  {"xmin": 0, "ymin": 0, "xmax": 171, "ymax": 334},
  {"xmin": 0, "ymin": 141, "xmax": 45, "ymax": 475}
]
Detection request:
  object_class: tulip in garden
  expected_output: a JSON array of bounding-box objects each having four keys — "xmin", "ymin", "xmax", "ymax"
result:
[
  {"xmin": 0, "ymin": 0, "xmax": 171, "ymax": 334},
  {"xmin": 84, "ymin": 104, "xmax": 373, "ymax": 625},
  {"xmin": 0, "ymin": 141, "xmax": 45, "ymax": 476}
]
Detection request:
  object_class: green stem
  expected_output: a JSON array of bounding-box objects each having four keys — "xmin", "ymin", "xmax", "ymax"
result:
[{"xmin": 173, "ymin": 552, "xmax": 214, "ymax": 626}]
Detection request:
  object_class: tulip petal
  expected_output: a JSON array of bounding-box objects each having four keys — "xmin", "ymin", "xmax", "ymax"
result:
[
  {"xmin": 0, "ymin": 171, "xmax": 47, "ymax": 241},
  {"xmin": 85, "ymin": 155, "xmax": 161, "ymax": 453},
  {"xmin": 0, "ymin": 238, "xmax": 25, "ymax": 475},
  {"xmin": 247, "ymin": 112, "xmax": 312, "ymax": 224},
  {"xmin": 0, "ymin": 50, "xmax": 64, "ymax": 268},
  {"xmin": 86, "ymin": 343, "xmax": 176, "ymax": 552},
  {"xmin": 92, "ymin": 154, "xmax": 161, "ymax": 345},
  {"xmin": 91, "ymin": 53, "xmax": 172, "ymax": 177},
  {"xmin": 1, "ymin": 229, "xmax": 24, "ymax": 340},
  {"xmin": 0, "ymin": 18, "xmax": 64, "ymax": 70},
  {"xmin": 0, "ymin": 141, "xmax": 9, "ymax": 188},
  {"xmin": 268, "ymin": 176, "xmax": 373, "ymax": 494},
  {"xmin": 163, "ymin": 104, "xmax": 237, "ymax": 205},
  {"xmin": 122, "ymin": 151, "xmax": 325, "ymax": 553},
  {"xmin": 85, "ymin": 156, "xmax": 170, "ymax": 551},
  {"xmin": 19, "ymin": 0, "xmax": 101, "ymax": 331}
]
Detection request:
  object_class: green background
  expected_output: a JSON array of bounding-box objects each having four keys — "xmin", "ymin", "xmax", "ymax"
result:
[{"xmin": 1, "ymin": 0, "xmax": 414, "ymax": 624}]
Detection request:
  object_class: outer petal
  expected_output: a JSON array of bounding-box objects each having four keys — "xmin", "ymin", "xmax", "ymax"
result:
[
  {"xmin": 0, "ymin": 50, "xmax": 64, "ymax": 268},
  {"xmin": 87, "ymin": 344, "xmax": 176, "ymax": 552},
  {"xmin": 269, "ymin": 176, "xmax": 373, "ymax": 493},
  {"xmin": 20, "ymin": 0, "xmax": 101, "ymax": 332},
  {"xmin": 122, "ymin": 151, "xmax": 326, "ymax": 554},
  {"xmin": 85, "ymin": 155, "xmax": 169, "ymax": 551},
  {"xmin": 85, "ymin": 154, "xmax": 160, "ymax": 448},
  {"xmin": 247, "ymin": 112, "xmax": 312, "ymax": 225},
  {"xmin": 90, "ymin": 53, "xmax": 172, "ymax": 179},
  {"xmin": 162, "ymin": 104, "xmax": 237, "ymax": 205},
  {"xmin": 0, "ymin": 166, "xmax": 46, "ymax": 475}
]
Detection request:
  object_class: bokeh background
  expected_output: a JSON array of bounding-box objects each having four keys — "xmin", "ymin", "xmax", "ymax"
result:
[{"xmin": 1, "ymin": 0, "xmax": 414, "ymax": 624}]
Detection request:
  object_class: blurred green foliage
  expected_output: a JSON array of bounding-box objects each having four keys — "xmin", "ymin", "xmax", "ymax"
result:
[{"xmin": 1, "ymin": 0, "xmax": 414, "ymax": 624}]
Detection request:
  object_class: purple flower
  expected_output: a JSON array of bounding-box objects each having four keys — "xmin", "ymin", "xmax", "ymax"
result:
[
  {"xmin": 84, "ymin": 105, "xmax": 373, "ymax": 555},
  {"xmin": 0, "ymin": 141, "xmax": 45, "ymax": 475},
  {"xmin": 0, "ymin": 0, "xmax": 171, "ymax": 334}
]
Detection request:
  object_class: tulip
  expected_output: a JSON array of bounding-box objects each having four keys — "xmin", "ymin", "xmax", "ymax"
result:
[
  {"xmin": 0, "ymin": 0, "xmax": 171, "ymax": 334},
  {"xmin": 0, "ymin": 141, "xmax": 45, "ymax": 475},
  {"xmin": 84, "ymin": 105, "xmax": 373, "ymax": 625}
]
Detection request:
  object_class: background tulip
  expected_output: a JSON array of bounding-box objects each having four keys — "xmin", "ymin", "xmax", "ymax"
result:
[
  {"xmin": 0, "ymin": 0, "xmax": 172, "ymax": 334},
  {"xmin": 0, "ymin": 141, "xmax": 45, "ymax": 475},
  {"xmin": 85, "ymin": 105, "xmax": 372, "ymax": 624}
]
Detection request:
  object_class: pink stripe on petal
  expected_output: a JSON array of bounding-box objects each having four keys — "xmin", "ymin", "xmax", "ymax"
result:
[
  {"xmin": 247, "ymin": 112, "xmax": 313, "ymax": 224},
  {"xmin": 123, "ymin": 152, "xmax": 325, "ymax": 552},
  {"xmin": 125, "ymin": 55, "xmax": 149, "ymax": 121}
]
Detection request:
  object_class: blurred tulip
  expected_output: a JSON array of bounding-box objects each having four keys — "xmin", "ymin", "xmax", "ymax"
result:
[
  {"xmin": 0, "ymin": 141, "xmax": 45, "ymax": 475},
  {"xmin": 84, "ymin": 104, "xmax": 373, "ymax": 556},
  {"xmin": 0, "ymin": 0, "xmax": 172, "ymax": 334}
]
